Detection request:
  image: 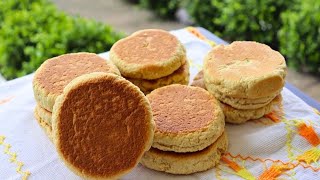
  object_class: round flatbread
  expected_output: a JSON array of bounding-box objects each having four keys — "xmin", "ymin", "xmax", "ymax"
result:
[
  {"xmin": 147, "ymin": 84, "xmax": 225, "ymax": 153},
  {"xmin": 192, "ymin": 70, "xmax": 279, "ymax": 109},
  {"xmin": 141, "ymin": 132, "xmax": 228, "ymax": 174},
  {"xmin": 222, "ymin": 95, "xmax": 282, "ymax": 124},
  {"xmin": 52, "ymin": 72, "xmax": 155, "ymax": 179},
  {"xmin": 35, "ymin": 104, "xmax": 52, "ymax": 125},
  {"xmin": 33, "ymin": 52, "xmax": 120, "ymax": 111},
  {"xmin": 110, "ymin": 29, "xmax": 186, "ymax": 79},
  {"xmin": 127, "ymin": 60, "xmax": 189, "ymax": 94},
  {"xmin": 204, "ymin": 41, "xmax": 286, "ymax": 99},
  {"xmin": 34, "ymin": 108, "xmax": 53, "ymax": 142}
]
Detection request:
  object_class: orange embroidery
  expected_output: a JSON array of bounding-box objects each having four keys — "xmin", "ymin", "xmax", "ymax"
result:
[
  {"xmin": 297, "ymin": 123, "xmax": 320, "ymax": 146},
  {"xmin": 221, "ymin": 156, "xmax": 241, "ymax": 172},
  {"xmin": 221, "ymin": 156, "xmax": 255, "ymax": 180},
  {"xmin": 264, "ymin": 112, "xmax": 280, "ymax": 123},
  {"xmin": 185, "ymin": 27, "xmax": 216, "ymax": 46},
  {"xmin": 264, "ymin": 98, "xmax": 284, "ymax": 123},
  {"xmin": 0, "ymin": 96, "xmax": 14, "ymax": 105},
  {"xmin": 225, "ymin": 152, "xmax": 320, "ymax": 172},
  {"xmin": 186, "ymin": 27, "xmax": 207, "ymax": 40},
  {"xmin": 258, "ymin": 164, "xmax": 290, "ymax": 180}
]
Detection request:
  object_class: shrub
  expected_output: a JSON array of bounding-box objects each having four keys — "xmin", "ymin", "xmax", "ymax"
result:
[
  {"xmin": 0, "ymin": 1, "xmax": 123, "ymax": 80},
  {"xmin": 0, "ymin": 0, "xmax": 46, "ymax": 26},
  {"xmin": 139, "ymin": 0, "xmax": 181, "ymax": 19},
  {"xmin": 184, "ymin": 0, "xmax": 224, "ymax": 37},
  {"xmin": 186, "ymin": 0, "xmax": 289, "ymax": 49},
  {"xmin": 279, "ymin": 0, "xmax": 320, "ymax": 73}
]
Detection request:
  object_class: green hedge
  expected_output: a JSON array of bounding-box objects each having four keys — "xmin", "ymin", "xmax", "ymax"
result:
[
  {"xmin": 184, "ymin": 0, "xmax": 224, "ymax": 37},
  {"xmin": 0, "ymin": 0, "xmax": 123, "ymax": 80},
  {"xmin": 139, "ymin": 0, "xmax": 181, "ymax": 19},
  {"xmin": 279, "ymin": 0, "xmax": 320, "ymax": 73},
  {"xmin": 213, "ymin": 0, "xmax": 289, "ymax": 50},
  {"xmin": 138, "ymin": 0, "xmax": 320, "ymax": 74}
]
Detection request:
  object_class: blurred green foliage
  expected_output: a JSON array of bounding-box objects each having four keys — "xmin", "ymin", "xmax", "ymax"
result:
[
  {"xmin": 184, "ymin": 0, "xmax": 224, "ymax": 37},
  {"xmin": 138, "ymin": 0, "xmax": 320, "ymax": 74},
  {"xmin": 212, "ymin": 0, "xmax": 290, "ymax": 50},
  {"xmin": 0, "ymin": 0, "xmax": 123, "ymax": 80},
  {"xmin": 279, "ymin": 0, "xmax": 320, "ymax": 73},
  {"xmin": 139, "ymin": 0, "xmax": 181, "ymax": 19}
]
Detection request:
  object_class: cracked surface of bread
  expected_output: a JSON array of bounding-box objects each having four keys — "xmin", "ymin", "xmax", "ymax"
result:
[
  {"xmin": 110, "ymin": 29, "xmax": 186, "ymax": 79},
  {"xmin": 34, "ymin": 109, "xmax": 53, "ymax": 142},
  {"xmin": 203, "ymin": 41, "xmax": 287, "ymax": 99},
  {"xmin": 35, "ymin": 104, "xmax": 52, "ymax": 125},
  {"xmin": 127, "ymin": 60, "xmax": 189, "ymax": 94},
  {"xmin": 147, "ymin": 84, "xmax": 225, "ymax": 153},
  {"xmin": 222, "ymin": 95, "xmax": 282, "ymax": 124},
  {"xmin": 52, "ymin": 72, "xmax": 155, "ymax": 179},
  {"xmin": 33, "ymin": 52, "xmax": 120, "ymax": 112},
  {"xmin": 140, "ymin": 132, "xmax": 228, "ymax": 174}
]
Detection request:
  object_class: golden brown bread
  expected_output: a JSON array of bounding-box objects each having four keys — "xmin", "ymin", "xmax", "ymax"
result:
[
  {"xmin": 140, "ymin": 132, "xmax": 228, "ymax": 174},
  {"xmin": 52, "ymin": 72, "xmax": 155, "ymax": 179},
  {"xmin": 34, "ymin": 107, "xmax": 53, "ymax": 141},
  {"xmin": 147, "ymin": 84, "xmax": 225, "ymax": 152},
  {"xmin": 110, "ymin": 29, "xmax": 186, "ymax": 79},
  {"xmin": 191, "ymin": 70, "xmax": 205, "ymax": 89},
  {"xmin": 192, "ymin": 70, "xmax": 279, "ymax": 109},
  {"xmin": 126, "ymin": 60, "xmax": 190, "ymax": 94},
  {"xmin": 34, "ymin": 104, "xmax": 52, "ymax": 125},
  {"xmin": 222, "ymin": 95, "xmax": 282, "ymax": 124},
  {"xmin": 33, "ymin": 52, "xmax": 120, "ymax": 111},
  {"xmin": 203, "ymin": 41, "xmax": 286, "ymax": 99}
]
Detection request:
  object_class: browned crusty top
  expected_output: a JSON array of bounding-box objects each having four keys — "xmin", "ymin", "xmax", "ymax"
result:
[
  {"xmin": 55, "ymin": 73, "xmax": 152, "ymax": 178},
  {"xmin": 205, "ymin": 41, "xmax": 286, "ymax": 81},
  {"xmin": 111, "ymin": 29, "xmax": 180, "ymax": 64},
  {"xmin": 34, "ymin": 52, "xmax": 119, "ymax": 95},
  {"xmin": 147, "ymin": 84, "xmax": 220, "ymax": 133}
]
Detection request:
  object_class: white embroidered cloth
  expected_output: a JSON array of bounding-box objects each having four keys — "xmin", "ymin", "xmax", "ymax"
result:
[{"xmin": 0, "ymin": 29, "xmax": 319, "ymax": 180}]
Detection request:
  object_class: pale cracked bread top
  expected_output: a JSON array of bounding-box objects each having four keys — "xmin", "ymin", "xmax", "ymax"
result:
[
  {"xmin": 147, "ymin": 84, "xmax": 225, "ymax": 152},
  {"xmin": 33, "ymin": 52, "xmax": 120, "ymax": 111},
  {"xmin": 110, "ymin": 29, "xmax": 186, "ymax": 80},
  {"xmin": 52, "ymin": 72, "xmax": 154, "ymax": 179},
  {"xmin": 204, "ymin": 41, "xmax": 287, "ymax": 98}
]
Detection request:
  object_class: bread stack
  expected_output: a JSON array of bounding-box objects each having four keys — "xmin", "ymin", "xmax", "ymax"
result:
[
  {"xmin": 33, "ymin": 52, "xmax": 121, "ymax": 138},
  {"xmin": 141, "ymin": 84, "xmax": 228, "ymax": 174},
  {"xmin": 203, "ymin": 41, "xmax": 287, "ymax": 124},
  {"xmin": 33, "ymin": 53, "xmax": 155, "ymax": 179},
  {"xmin": 110, "ymin": 29, "xmax": 189, "ymax": 94}
]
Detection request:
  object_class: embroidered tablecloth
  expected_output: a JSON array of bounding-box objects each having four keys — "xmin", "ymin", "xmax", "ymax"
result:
[{"xmin": 0, "ymin": 28, "xmax": 319, "ymax": 180}]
